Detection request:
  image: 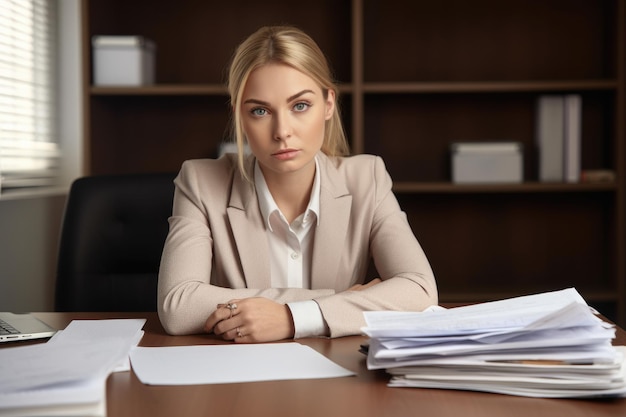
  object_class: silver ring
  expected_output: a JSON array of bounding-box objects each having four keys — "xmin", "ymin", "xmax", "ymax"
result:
[
  {"xmin": 225, "ymin": 302, "xmax": 237, "ymax": 319},
  {"xmin": 237, "ymin": 327, "xmax": 242, "ymax": 338}
]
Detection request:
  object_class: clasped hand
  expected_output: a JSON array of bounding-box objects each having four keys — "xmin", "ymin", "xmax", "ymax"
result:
[
  {"xmin": 204, "ymin": 297, "xmax": 295, "ymax": 343},
  {"xmin": 204, "ymin": 279, "xmax": 382, "ymax": 343}
]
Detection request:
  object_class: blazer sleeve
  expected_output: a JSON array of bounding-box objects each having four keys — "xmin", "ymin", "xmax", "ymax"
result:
[{"xmin": 315, "ymin": 156, "xmax": 438, "ymax": 338}]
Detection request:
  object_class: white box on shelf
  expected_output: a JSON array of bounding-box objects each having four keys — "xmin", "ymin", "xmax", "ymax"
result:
[
  {"xmin": 451, "ymin": 142, "xmax": 523, "ymax": 184},
  {"xmin": 92, "ymin": 35, "xmax": 156, "ymax": 86}
]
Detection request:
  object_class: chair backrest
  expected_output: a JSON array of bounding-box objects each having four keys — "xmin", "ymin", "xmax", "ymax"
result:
[{"xmin": 55, "ymin": 172, "xmax": 176, "ymax": 312}]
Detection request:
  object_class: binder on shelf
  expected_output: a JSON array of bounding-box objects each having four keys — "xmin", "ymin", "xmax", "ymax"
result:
[
  {"xmin": 536, "ymin": 95, "xmax": 564, "ymax": 182},
  {"xmin": 535, "ymin": 94, "xmax": 582, "ymax": 183},
  {"xmin": 563, "ymin": 94, "xmax": 582, "ymax": 183}
]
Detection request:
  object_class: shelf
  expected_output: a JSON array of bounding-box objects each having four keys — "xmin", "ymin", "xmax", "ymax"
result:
[
  {"xmin": 363, "ymin": 80, "xmax": 618, "ymax": 94},
  {"xmin": 91, "ymin": 84, "xmax": 228, "ymax": 96},
  {"xmin": 90, "ymin": 80, "xmax": 616, "ymax": 96},
  {"xmin": 392, "ymin": 181, "xmax": 617, "ymax": 194},
  {"xmin": 90, "ymin": 83, "xmax": 355, "ymax": 96}
]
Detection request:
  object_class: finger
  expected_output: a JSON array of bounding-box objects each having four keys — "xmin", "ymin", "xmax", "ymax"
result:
[
  {"xmin": 225, "ymin": 299, "xmax": 242, "ymax": 307},
  {"xmin": 204, "ymin": 305, "xmax": 235, "ymax": 333},
  {"xmin": 204, "ymin": 313, "xmax": 220, "ymax": 333},
  {"xmin": 229, "ymin": 326, "xmax": 244, "ymax": 340},
  {"xmin": 230, "ymin": 326, "xmax": 251, "ymax": 343},
  {"xmin": 210, "ymin": 319, "xmax": 228, "ymax": 335},
  {"xmin": 212, "ymin": 308, "xmax": 247, "ymax": 336},
  {"xmin": 223, "ymin": 300, "xmax": 242, "ymax": 318},
  {"xmin": 217, "ymin": 324, "xmax": 244, "ymax": 341}
]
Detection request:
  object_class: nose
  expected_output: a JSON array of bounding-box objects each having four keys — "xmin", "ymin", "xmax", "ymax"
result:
[{"xmin": 273, "ymin": 112, "xmax": 292, "ymax": 141}]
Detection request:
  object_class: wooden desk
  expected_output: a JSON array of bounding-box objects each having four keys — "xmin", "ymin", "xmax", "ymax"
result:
[{"xmin": 27, "ymin": 312, "xmax": 626, "ymax": 417}]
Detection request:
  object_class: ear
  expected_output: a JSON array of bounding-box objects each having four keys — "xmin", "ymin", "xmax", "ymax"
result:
[{"xmin": 324, "ymin": 89, "xmax": 336, "ymax": 121}]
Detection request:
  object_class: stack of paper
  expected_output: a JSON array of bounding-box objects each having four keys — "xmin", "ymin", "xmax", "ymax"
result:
[
  {"xmin": 362, "ymin": 288, "xmax": 626, "ymax": 398},
  {"xmin": 0, "ymin": 319, "xmax": 145, "ymax": 417}
]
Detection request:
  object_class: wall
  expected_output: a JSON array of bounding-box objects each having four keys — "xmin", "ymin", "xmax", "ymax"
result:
[
  {"xmin": 0, "ymin": 195, "xmax": 66, "ymax": 311},
  {"xmin": 0, "ymin": 0, "xmax": 82, "ymax": 312}
]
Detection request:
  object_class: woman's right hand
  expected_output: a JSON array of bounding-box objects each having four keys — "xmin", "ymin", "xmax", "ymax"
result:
[{"xmin": 204, "ymin": 297, "xmax": 295, "ymax": 343}]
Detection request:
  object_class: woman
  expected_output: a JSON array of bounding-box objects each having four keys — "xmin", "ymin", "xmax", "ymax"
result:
[{"xmin": 157, "ymin": 25, "xmax": 437, "ymax": 343}]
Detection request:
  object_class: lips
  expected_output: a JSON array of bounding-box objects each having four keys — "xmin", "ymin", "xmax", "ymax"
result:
[{"xmin": 272, "ymin": 149, "xmax": 299, "ymax": 160}]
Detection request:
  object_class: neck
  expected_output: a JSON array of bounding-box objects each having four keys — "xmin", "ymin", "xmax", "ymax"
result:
[{"xmin": 262, "ymin": 162, "xmax": 315, "ymax": 224}]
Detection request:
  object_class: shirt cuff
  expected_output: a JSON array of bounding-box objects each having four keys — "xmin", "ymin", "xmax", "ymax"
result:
[{"xmin": 287, "ymin": 300, "xmax": 329, "ymax": 338}]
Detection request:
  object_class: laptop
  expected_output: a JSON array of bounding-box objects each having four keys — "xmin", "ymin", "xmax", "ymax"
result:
[{"xmin": 0, "ymin": 312, "xmax": 57, "ymax": 342}]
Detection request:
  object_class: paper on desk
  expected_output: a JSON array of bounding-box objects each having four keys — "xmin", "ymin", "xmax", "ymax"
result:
[
  {"xmin": 361, "ymin": 288, "xmax": 626, "ymax": 398},
  {"xmin": 130, "ymin": 342, "xmax": 355, "ymax": 385},
  {"xmin": 371, "ymin": 325, "xmax": 616, "ymax": 359},
  {"xmin": 0, "ymin": 319, "xmax": 146, "ymax": 417},
  {"xmin": 0, "ymin": 339, "xmax": 127, "ymax": 394},
  {"xmin": 362, "ymin": 288, "xmax": 597, "ymax": 338},
  {"xmin": 49, "ymin": 318, "xmax": 146, "ymax": 345},
  {"xmin": 386, "ymin": 346, "xmax": 626, "ymax": 398},
  {"xmin": 49, "ymin": 318, "xmax": 146, "ymax": 371}
]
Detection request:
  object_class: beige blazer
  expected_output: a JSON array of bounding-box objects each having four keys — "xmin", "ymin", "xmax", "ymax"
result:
[{"xmin": 158, "ymin": 152, "xmax": 437, "ymax": 337}]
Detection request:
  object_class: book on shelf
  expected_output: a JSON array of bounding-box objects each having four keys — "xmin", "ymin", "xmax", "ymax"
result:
[
  {"xmin": 580, "ymin": 169, "xmax": 616, "ymax": 183},
  {"xmin": 563, "ymin": 94, "xmax": 582, "ymax": 183},
  {"xmin": 535, "ymin": 94, "xmax": 582, "ymax": 183}
]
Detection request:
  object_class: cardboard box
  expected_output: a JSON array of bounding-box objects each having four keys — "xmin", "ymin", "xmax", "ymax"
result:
[
  {"xmin": 92, "ymin": 36, "xmax": 156, "ymax": 86},
  {"xmin": 451, "ymin": 142, "xmax": 523, "ymax": 184}
]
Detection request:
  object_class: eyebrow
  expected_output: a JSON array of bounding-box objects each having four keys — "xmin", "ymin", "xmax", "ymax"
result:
[{"xmin": 243, "ymin": 89, "xmax": 315, "ymax": 106}]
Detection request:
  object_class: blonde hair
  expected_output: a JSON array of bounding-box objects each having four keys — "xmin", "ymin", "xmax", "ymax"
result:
[{"xmin": 226, "ymin": 25, "xmax": 349, "ymax": 180}]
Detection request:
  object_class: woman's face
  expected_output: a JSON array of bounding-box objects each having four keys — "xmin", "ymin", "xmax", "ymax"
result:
[{"xmin": 240, "ymin": 63, "xmax": 335, "ymax": 182}]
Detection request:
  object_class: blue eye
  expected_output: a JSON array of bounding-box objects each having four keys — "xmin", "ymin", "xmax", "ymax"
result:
[
  {"xmin": 293, "ymin": 102, "xmax": 310, "ymax": 112},
  {"xmin": 251, "ymin": 108, "xmax": 267, "ymax": 116}
]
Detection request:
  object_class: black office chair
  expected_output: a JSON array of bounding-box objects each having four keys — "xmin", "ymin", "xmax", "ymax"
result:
[{"xmin": 55, "ymin": 172, "xmax": 176, "ymax": 312}]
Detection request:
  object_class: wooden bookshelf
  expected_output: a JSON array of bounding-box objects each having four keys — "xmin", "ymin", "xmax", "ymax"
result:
[{"xmin": 81, "ymin": 0, "xmax": 626, "ymax": 324}]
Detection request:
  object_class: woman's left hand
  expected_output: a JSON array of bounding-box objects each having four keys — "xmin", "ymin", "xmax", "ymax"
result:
[{"xmin": 204, "ymin": 297, "xmax": 295, "ymax": 343}]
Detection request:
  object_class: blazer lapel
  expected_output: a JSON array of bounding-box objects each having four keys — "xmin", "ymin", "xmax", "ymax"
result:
[
  {"xmin": 311, "ymin": 154, "xmax": 352, "ymax": 290},
  {"xmin": 227, "ymin": 156, "xmax": 272, "ymax": 289}
]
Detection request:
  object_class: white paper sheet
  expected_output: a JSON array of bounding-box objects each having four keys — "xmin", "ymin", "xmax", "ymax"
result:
[
  {"xmin": 130, "ymin": 342, "xmax": 355, "ymax": 385},
  {"xmin": 49, "ymin": 319, "xmax": 146, "ymax": 344},
  {"xmin": 373, "ymin": 326, "xmax": 616, "ymax": 359},
  {"xmin": 362, "ymin": 288, "xmax": 595, "ymax": 338},
  {"xmin": 49, "ymin": 319, "xmax": 146, "ymax": 372},
  {"xmin": 387, "ymin": 346, "xmax": 626, "ymax": 398},
  {"xmin": 0, "ymin": 319, "xmax": 146, "ymax": 417},
  {"xmin": 0, "ymin": 339, "xmax": 126, "ymax": 394}
]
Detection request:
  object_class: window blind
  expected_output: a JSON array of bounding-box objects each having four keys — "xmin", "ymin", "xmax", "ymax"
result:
[{"xmin": 0, "ymin": 0, "xmax": 59, "ymax": 191}]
